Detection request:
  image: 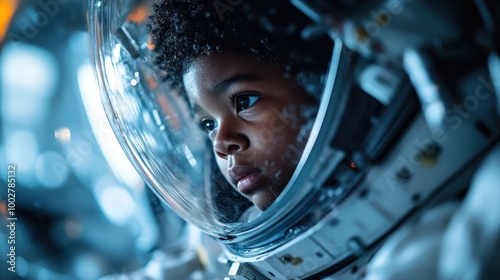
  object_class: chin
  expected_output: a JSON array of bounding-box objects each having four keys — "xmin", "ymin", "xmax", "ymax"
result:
[{"xmin": 250, "ymin": 190, "xmax": 279, "ymax": 211}]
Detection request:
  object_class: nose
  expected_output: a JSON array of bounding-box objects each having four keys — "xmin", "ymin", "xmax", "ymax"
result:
[{"xmin": 213, "ymin": 119, "xmax": 249, "ymax": 159}]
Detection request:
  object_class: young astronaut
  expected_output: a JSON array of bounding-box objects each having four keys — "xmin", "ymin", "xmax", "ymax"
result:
[{"xmin": 148, "ymin": 0, "xmax": 331, "ymax": 210}]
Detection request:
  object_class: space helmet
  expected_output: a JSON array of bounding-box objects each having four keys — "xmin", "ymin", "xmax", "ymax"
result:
[{"xmin": 88, "ymin": 0, "xmax": 500, "ymax": 278}]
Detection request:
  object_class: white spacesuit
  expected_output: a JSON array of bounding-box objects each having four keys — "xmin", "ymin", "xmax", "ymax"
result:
[{"xmin": 89, "ymin": 0, "xmax": 500, "ymax": 279}]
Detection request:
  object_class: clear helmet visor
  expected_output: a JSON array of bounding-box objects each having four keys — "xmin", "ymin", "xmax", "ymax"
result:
[{"xmin": 89, "ymin": 0, "xmax": 386, "ymax": 245}]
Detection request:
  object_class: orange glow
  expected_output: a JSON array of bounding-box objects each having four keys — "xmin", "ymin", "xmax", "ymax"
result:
[
  {"xmin": 350, "ymin": 162, "xmax": 357, "ymax": 169},
  {"xmin": 127, "ymin": 3, "xmax": 149, "ymax": 23},
  {"xmin": 0, "ymin": 0, "xmax": 19, "ymax": 44},
  {"xmin": 147, "ymin": 36, "xmax": 155, "ymax": 51},
  {"xmin": 144, "ymin": 74, "xmax": 158, "ymax": 90},
  {"xmin": 0, "ymin": 200, "xmax": 7, "ymax": 218},
  {"xmin": 127, "ymin": 3, "xmax": 154, "ymax": 50},
  {"xmin": 55, "ymin": 127, "xmax": 72, "ymax": 143}
]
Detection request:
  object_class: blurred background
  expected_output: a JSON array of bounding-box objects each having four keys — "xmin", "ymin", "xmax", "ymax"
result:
[{"xmin": 0, "ymin": 1, "xmax": 214, "ymax": 279}]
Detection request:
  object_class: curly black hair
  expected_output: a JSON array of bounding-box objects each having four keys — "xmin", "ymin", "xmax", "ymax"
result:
[{"xmin": 148, "ymin": 0, "xmax": 333, "ymax": 96}]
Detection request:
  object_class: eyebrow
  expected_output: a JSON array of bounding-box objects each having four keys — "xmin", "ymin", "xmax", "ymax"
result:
[{"xmin": 212, "ymin": 74, "xmax": 263, "ymax": 94}]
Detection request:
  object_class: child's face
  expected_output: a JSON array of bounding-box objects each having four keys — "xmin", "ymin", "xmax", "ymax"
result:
[{"xmin": 183, "ymin": 52, "xmax": 317, "ymax": 210}]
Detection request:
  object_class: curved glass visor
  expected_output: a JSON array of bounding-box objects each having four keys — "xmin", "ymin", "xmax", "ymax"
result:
[{"xmin": 89, "ymin": 0, "xmax": 367, "ymax": 244}]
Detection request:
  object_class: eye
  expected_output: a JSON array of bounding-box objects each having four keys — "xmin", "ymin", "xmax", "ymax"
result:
[
  {"xmin": 235, "ymin": 94, "xmax": 260, "ymax": 112},
  {"xmin": 200, "ymin": 118, "xmax": 217, "ymax": 133}
]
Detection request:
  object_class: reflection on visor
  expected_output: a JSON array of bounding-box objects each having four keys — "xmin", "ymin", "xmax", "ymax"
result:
[{"xmin": 90, "ymin": 0, "xmax": 335, "ymax": 241}]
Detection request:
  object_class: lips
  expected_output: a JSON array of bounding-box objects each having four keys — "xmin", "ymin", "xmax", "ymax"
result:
[{"xmin": 228, "ymin": 165, "xmax": 262, "ymax": 193}]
